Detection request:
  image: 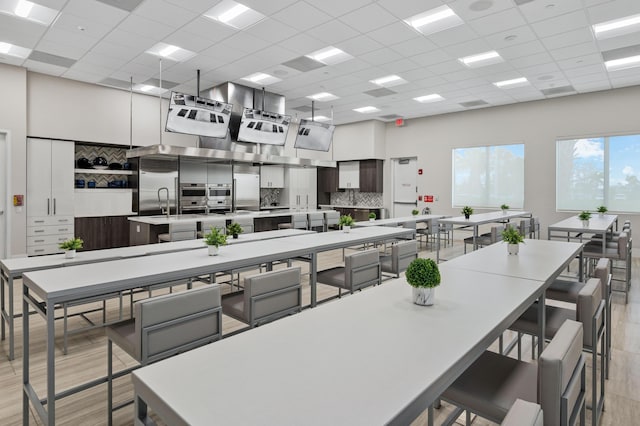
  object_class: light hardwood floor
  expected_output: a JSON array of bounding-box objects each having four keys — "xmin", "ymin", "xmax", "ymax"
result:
[{"xmin": 1, "ymin": 237, "xmax": 639, "ymax": 425}]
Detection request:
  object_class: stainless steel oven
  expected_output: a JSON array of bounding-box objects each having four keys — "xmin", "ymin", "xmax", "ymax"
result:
[
  {"xmin": 207, "ymin": 183, "xmax": 232, "ymax": 210},
  {"xmin": 180, "ymin": 183, "xmax": 207, "ymax": 213}
]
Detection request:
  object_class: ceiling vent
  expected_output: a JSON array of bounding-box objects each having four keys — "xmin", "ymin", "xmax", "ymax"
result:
[
  {"xmin": 541, "ymin": 85, "xmax": 576, "ymax": 96},
  {"xmin": 95, "ymin": 0, "xmax": 144, "ymax": 12},
  {"xmin": 99, "ymin": 78, "xmax": 133, "ymax": 89},
  {"xmin": 364, "ymin": 88, "xmax": 397, "ymax": 97},
  {"xmin": 459, "ymin": 100, "xmax": 489, "ymax": 108},
  {"xmin": 292, "ymin": 105, "xmax": 313, "ymax": 112},
  {"xmin": 28, "ymin": 51, "xmax": 76, "ymax": 68},
  {"xmin": 143, "ymin": 78, "xmax": 179, "ymax": 89},
  {"xmin": 282, "ymin": 56, "xmax": 325, "ymax": 72}
]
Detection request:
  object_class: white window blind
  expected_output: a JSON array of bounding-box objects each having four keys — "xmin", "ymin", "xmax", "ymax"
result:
[
  {"xmin": 452, "ymin": 144, "xmax": 524, "ymax": 209},
  {"xmin": 556, "ymin": 134, "xmax": 640, "ymax": 212}
]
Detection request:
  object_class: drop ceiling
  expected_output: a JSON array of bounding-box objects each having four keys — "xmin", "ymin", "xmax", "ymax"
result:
[{"xmin": 1, "ymin": 0, "xmax": 639, "ymax": 125}]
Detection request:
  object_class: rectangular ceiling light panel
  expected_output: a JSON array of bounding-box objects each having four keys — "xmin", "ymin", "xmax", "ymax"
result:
[
  {"xmin": 353, "ymin": 106, "xmax": 380, "ymax": 113},
  {"xmin": 593, "ymin": 13, "xmax": 640, "ymax": 40},
  {"xmin": 404, "ymin": 5, "xmax": 464, "ymax": 36},
  {"xmin": 307, "ymin": 92, "xmax": 339, "ymax": 101},
  {"xmin": 146, "ymin": 43, "xmax": 196, "ymax": 62},
  {"xmin": 602, "ymin": 44, "xmax": 640, "ymax": 71},
  {"xmin": 95, "ymin": 0, "xmax": 144, "ymax": 12},
  {"xmin": 494, "ymin": 77, "xmax": 529, "ymax": 88},
  {"xmin": 241, "ymin": 72, "xmax": 281, "ymax": 85},
  {"xmin": 306, "ymin": 46, "xmax": 353, "ymax": 66},
  {"xmin": 414, "ymin": 94, "xmax": 444, "ymax": 103},
  {"xmin": 459, "ymin": 51, "xmax": 503, "ymax": 68},
  {"xmin": 204, "ymin": 0, "xmax": 265, "ymax": 29},
  {"xmin": 0, "ymin": 41, "xmax": 31, "ymax": 58},
  {"xmin": 370, "ymin": 75, "xmax": 407, "ymax": 87},
  {"xmin": 0, "ymin": 0, "xmax": 58, "ymax": 25}
]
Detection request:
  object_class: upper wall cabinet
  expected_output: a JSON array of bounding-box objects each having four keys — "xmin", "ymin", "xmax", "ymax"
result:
[
  {"xmin": 260, "ymin": 165, "xmax": 285, "ymax": 188},
  {"xmin": 317, "ymin": 167, "xmax": 339, "ymax": 193},
  {"xmin": 359, "ymin": 159, "xmax": 383, "ymax": 193},
  {"xmin": 338, "ymin": 161, "xmax": 359, "ymax": 189}
]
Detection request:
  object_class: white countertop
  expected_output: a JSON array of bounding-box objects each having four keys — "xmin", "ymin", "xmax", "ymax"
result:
[
  {"xmin": 128, "ymin": 209, "xmax": 335, "ymax": 225},
  {"xmin": 319, "ymin": 204, "xmax": 384, "ymax": 209}
]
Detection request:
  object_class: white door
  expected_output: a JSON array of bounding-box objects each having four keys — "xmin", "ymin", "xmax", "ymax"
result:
[
  {"xmin": 0, "ymin": 132, "xmax": 6, "ymax": 259},
  {"xmin": 391, "ymin": 157, "xmax": 417, "ymax": 217}
]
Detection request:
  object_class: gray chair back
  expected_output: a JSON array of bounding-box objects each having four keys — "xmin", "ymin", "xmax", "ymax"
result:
[
  {"xmin": 291, "ymin": 213, "xmax": 308, "ymax": 229},
  {"xmin": 168, "ymin": 221, "xmax": 197, "ymax": 241},
  {"xmin": 308, "ymin": 212, "xmax": 324, "ymax": 230},
  {"xmin": 134, "ymin": 285, "xmax": 222, "ymax": 363},
  {"xmin": 576, "ymin": 278, "xmax": 604, "ymax": 349},
  {"xmin": 538, "ymin": 320, "xmax": 585, "ymax": 426},
  {"xmin": 244, "ymin": 267, "xmax": 302, "ymax": 326},
  {"xmin": 200, "ymin": 218, "xmax": 227, "ymax": 235},
  {"xmin": 234, "ymin": 216, "xmax": 254, "ymax": 234},
  {"xmin": 345, "ymin": 249, "xmax": 381, "ymax": 291},
  {"xmin": 324, "ymin": 211, "xmax": 340, "ymax": 230},
  {"xmin": 382, "ymin": 240, "xmax": 417, "ymax": 276},
  {"xmin": 501, "ymin": 399, "xmax": 543, "ymax": 426}
]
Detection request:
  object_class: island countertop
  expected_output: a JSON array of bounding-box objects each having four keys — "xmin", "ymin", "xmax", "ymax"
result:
[{"xmin": 128, "ymin": 209, "xmax": 335, "ymax": 225}]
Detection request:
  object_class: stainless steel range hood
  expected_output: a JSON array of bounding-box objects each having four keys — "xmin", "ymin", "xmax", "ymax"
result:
[{"xmin": 126, "ymin": 144, "xmax": 336, "ymax": 168}]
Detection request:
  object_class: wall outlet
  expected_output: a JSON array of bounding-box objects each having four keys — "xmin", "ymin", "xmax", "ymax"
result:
[{"xmin": 136, "ymin": 225, "xmax": 140, "ymax": 233}]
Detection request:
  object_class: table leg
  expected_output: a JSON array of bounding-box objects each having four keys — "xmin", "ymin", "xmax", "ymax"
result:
[
  {"xmin": 8, "ymin": 275, "xmax": 14, "ymax": 360},
  {"xmin": 473, "ymin": 225, "xmax": 478, "ymax": 250},
  {"xmin": 22, "ymin": 286, "xmax": 29, "ymax": 426},
  {"xmin": 436, "ymin": 230, "xmax": 441, "ymax": 263},
  {"xmin": 310, "ymin": 253, "xmax": 317, "ymax": 308},
  {"xmin": 538, "ymin": 292, "xmax": 546, "ymax": 357},
  {"xmin": 47, "ymin": 299, "xmax": 56, "ymax": 425}
]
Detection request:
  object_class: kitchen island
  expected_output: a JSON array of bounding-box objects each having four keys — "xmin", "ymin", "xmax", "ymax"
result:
[{"xmin": 128, "ymin": 210, "xmax": 336, "ymax": 244}]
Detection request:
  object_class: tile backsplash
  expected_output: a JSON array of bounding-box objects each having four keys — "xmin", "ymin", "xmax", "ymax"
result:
[
  {"xmin": 261, "ymin": 188, "xmax": 283, "ymax": 207},
  {"xmin": 331, "ymin": 191, "xmax": 382, "ymax": 206}
]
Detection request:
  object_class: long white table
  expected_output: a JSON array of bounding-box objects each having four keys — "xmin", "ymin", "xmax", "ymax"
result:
[
  {"xmin": 547, "ymin": 214, "xmax": 618, "ymax": 255},
  {"xmin": 131, "ymin": 268, "xmax": 544, "ymax": 425},
  {"xmin": 443, "ymin": 239, "xmax": 584, "ymax": 355},
  {"xmin": 353, "ymin": 214, "xmax": 444, "ymax": 227},
  {"xmin": 436, "ymin": 210, "xmax": 532, "ymax": 262},
  {"xmin": 21, "ymin": 226, "xmax": 414, "ymax": 425},
  {"xmin": 1, "ymin": 228, "xmax": 313, "ymax": 361}
]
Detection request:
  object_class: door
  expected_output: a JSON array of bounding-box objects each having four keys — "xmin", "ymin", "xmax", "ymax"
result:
[
  {"xmin": 27, "ymin": 138, "xmax": 53, "ymax": 217},
  {"xmin": 391, "ymin": 157, "xmax": 417, "ymax": 217},
  {"xmin": 0, "ymin": 132, "xmax": 6, "ymax": 259},
  {"xmin": 50, "ymin": 140, "xmax": 75, "ymax": 216}
]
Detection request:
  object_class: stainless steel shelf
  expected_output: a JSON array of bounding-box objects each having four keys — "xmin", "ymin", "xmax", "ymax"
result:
[{"xmin": 74, "ymin": 168, "xmax": 133, "ymax": 175}]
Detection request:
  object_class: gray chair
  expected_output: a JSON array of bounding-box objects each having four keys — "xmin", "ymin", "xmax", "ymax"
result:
[
  {"xmin": 324, "ymin": 210, "xmax": 340, "ymax": 232},
  {"xmin": 317, "ymin": 249, "xmax": 381, "ymax": 297},
  {"xmin": 380, "ymin": 240, "xmax": 417, "ymax": 279},
  {"xmin": 107, "ymin": 285, "xmax": 222, "ymax": 425},
  {"xmin": 583, "ymin": 231, "xmax": 631, "ymax": 303},
  {"xmin": 416, "ymin": 219, "xmax": 438, "ymax": 250},
  {"xmin": 441, "ymin": 320, "xmax": 586, "ymax": 426},
  {"xmin": 509, "ymin": 280, "xmax": 605, "ymax": 426},
  {"xmin": 308, "ymin": 212, "xmax": 325, "ymax": 232},
  {"xmin": 157, "ymin": 221, "xmax": 197, "ymax": 243},
  {"xmin": 501, "ymin": 399, "xmax": 543, "ymax": 426},
  {"xmin": 278, "ymin": 213, "xmax": 308, "ymax": 230},
  {"xmin": 233, "ymin": 215, "xmax": 254, "ymax": 234},
  {"xmin": 463, "ymin": 224, "xmax": 504, "ymax": 253},
  {"xmin": 197, "ymin": 217, "xmax": 227, "ymax": 238},
  {"xmin": 222, "ymin": 267, "xmax": 302, "ymax": 328}
]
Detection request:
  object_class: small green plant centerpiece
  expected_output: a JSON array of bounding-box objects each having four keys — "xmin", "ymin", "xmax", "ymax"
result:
[
  {"xmin": 339, "ymin": 214, "xmax": 354, "ymax": 233},
  {"xmin": 59, "ymin": 237, "xmax": 83, "ymax": 259},
  {"xmin": 406, "ymin": 258, "xmax": 441, "ymax": 306},
  {"xmin": 596, "ymin": 206, "xmax": 607, "ymax": 217},
  {"xmin": 226, "ymin": 222, "xmax": 243, "ymax": 239},
  {"xmin": 368, "ymin": 212, "xmax": 377, "ymax": 221},
  {"xmin": 502, "ymin": 226, "xmax": 524, "ymax": 255},
  {"xmin": 411, "ymin": 209, "xmax": 419, "ymax": 216},
  {"xmin": 462, "ymin": 206, "xmax": 473, "ymax": 219},
  {"xmin": 500, "ymin": 204, "xmax": 509, "ymax": 214},
  {"xmin": 578, "ymin": 211, "xmax": 591, "ymax": 227},
  {"xmin": 203, "ymin": 227, "xmax": 227, "ymax": 256}
]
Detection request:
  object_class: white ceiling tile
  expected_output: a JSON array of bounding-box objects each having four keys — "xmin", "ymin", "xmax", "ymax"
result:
[
  {"xmin": 245, "ymin": 18, "xmax": 299, "ymax": 44},
  {"xmin": 441, "ymin": 69, "xmax": 478, "ymax": 83},
  {"xmin": 90, "ymin": 41, "xmax": 142, "ymax": 62},
  {"xmin": 448, "ymin": 0, "xmax": 514, "ymax": 21},
  {"xmin": 427, "ymin": 25, "xmax": 479, "ymax": 47},
  {"xmin": 499, "ymin": 40, "xmax": 546, "ymax": 60},
  {"xmin": 440, "ymin": 38, "xmax": 493, "ymax": 58},
  {"xmin": 484, "ymin": 25, "xmax": 539, "ymax": 50},
  {"xmin": 567, "ymin": 71, "xmax": 609, "ymax": 83},
  {"xmin": 510, "ymin": 52, "xmax": 555, "ymax": 69},
  {"xmin": 596, "ymin": 32, "xmax": 640, "ymax": 52},
  {"xmin": 334, "ymin": 35, "xmax": 384, "ymax": 57},
  {"xmin": 219, "ymin": 32, "xmax": 272, "ymax": 55},
  {"xmin": 531, "ymin": 77, "xmax": 572, "ymax": 90},
  {"xmin": 305, "ymin": 19, "xmax": 360, "ymax": 45},
  {"xmin": 428, "ymin": 60, "xmax": 467, "ymax": 75},
  {"xmin": 366, "ymin": 21, "xmax": 418, "ymax": 46},
  {"xmin": 411, "ymin": 49, "xmax": 453, "ymax": 67},
  {"xmin": 162, "ymin": 29, "xmax": 216, "ymax": 54},
  {"xmin": 572, "ymin": 81, "xmax": 611, "ymax": 92},
  {"xmin": 23, "ymin": 59, "xmax": 68, "ymax": 76},
  {"xmin": 412, "ymin": 75, "xmax": 448, "ymax": 89},
  {"xmin": 541, "ymin": 28, "xmax": 594, "ymax": 50},
  {"xmin": 530, "ymin": 10, "xmax": 590, "ymax": 38},
  {"xmin": 271, "ymin": 2, "xmax": 333, "ymax": 32},
  {"xmin": 133, "ymin": 0, "xmax": 198, "ymax": 27},
  {"xmin": 549, "ymin": 41, "xmax": 599, "ymax": 61},
  {"xmin": 563, "ymin": 64, "xmax": 607, "ymax": 78},
  {"xmin": 518, "ymin": 0, "xmax": 584, "ymax": 23},
  {"xmin": 117, "ymin": 14, "xmax": 175, "ymax": 40},
  {"xmin": 63, "ymin": 68, "xmax": 106, "ymax": 83},
  {"xmin": 62, "ymin": 0, "xmax": 128, "ymax": 24},
  {"xmin": 359, "ymin": 48, "xmax": 403, "ymax": 66},
  {"xmin": 163, "ymin": 0, "xmax": 224, "ymax": 15},
  {"xmin": 518, "ymin": 62, "xmax": 562, "ymax": 77},
  {"xmin": 53, "ymin": 12, "xmax": 115, "ymax": 39},
  {"xmin": 0, "ymin": 14, "xmax": 48, "ymax": 48},
  {"xmin": 238, "ymin": 0, "xmax": 299, "ymax": 16},
  {"xmin": 556, "ymin": 53, "xmax": 604, "ymax": 70},
  {"xmin": 455, "ymin": 77, "xmax": 492, "ymax": 89},
  {"xmin": 279, "ymin": 33, "xmax": 326, "ymax": 55},
  {"xmin": 304, "ymin": 0, "xmax": 374, "ymax": 18},
  {"xmin": 388, "ymin": 36, "xmax": 438, "ymax": 56},
  {"xmin": 376, "ymin": 0, "xmax": 449, "ymax": 20},
  {"xmin": 31, "ymin": 0, "xmax": 68, "ymax": 9},
  {"xmin": 181, "ymin": 17, "xmax": 237, "ymax": 44},
  {"xmin": 611, "ymin": 75, "xmax": 640, "ymax": 87},
  {"xmin": 379, "ymin": 58, "xmax": 421, "ymax": 73},
  {"xmin": 587, "ymin": 0, "xmax": 640, "ymax": 24},
  {"xmin": 37, "ymin": 29, "xmax": 98, "ymax": 59},
  {"xmin": 468, "ymin": 8, "xmax": 528, "ymax": 37},
  {"xmin": 338, "ymin": 3, "xmax": 397, "ymax": 33}
]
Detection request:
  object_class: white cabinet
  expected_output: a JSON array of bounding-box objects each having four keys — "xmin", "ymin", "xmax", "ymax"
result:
[
  {"xmin": 287, "ymin": 168, "xmax": 317, "ymax": 210},
  {"xmin": 260, "ymin": 165, "xmax": 284, "ymax": 188},
  {"xmin": 338, "ymin": 161, "xmax": 359, "ymax": 189},
  {"xmin": 27, "ymin": 138, "xmax": 75, "ymax": 255}
]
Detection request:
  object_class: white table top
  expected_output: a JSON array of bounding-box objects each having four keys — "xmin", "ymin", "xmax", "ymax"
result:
[
  {"xmin": 132, "ymin": 270, "xmax": 543, "ymax": 426},
  {"xmin": 443, "ymin": 239, "xmax": 583, "ymax": 283},
  {"xmin": 1, "ymin": 229, "xmax": 314, "ymax": 276},
  {"xmin": 353, "ymin": 214, "xmax": 444, "ymax": 227},
  {"xmin": 22, "ymin": 226, "xmax": 413, "ymax": 304},
  {"xmin": 438, "ymin": 210, "xmax": 531, "ymax": 226},
  {"xmin": 128, "ymin": 209, "xmax": 335, "ymax": 225},
  {"xmin": 547, "ymin": 214, "xmax": 617, "ymax": 233}
]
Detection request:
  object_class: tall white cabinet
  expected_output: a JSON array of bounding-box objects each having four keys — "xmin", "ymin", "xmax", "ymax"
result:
[
  {"xmin": 260, "ymin": 165, "xmax": 285, "ymax": 188},
  {"xmin": 27, "ymin": 138, "xmax": 75, "ymax": 256},
  {"xmin": 284, "ymin": 167, "xmax": 317, "ymax": 210}
]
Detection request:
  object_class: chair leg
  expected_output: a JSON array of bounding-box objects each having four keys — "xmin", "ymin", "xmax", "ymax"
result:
[
  {"xmin": 108, "ymin": 338, "xmax": 113, "ymax": 426},
  {"xmin": 63, "ymin": 304, "xmax": 68, "ymax": 355}
]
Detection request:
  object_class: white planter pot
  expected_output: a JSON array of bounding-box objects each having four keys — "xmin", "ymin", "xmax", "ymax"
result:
[
  {"xmin": 369, "ymin": 218, "xmax": 375, "ymax": 222},
  {"xmin": 207, "ymin": 245, "xmax": 219, "ymax": 256},
  {"xmin": 412, "ymin": 287, "xmax": 435, "ymax": 306},
  {"xmin": 64, "ymin": 249, "xmax": 76, "ymax": 259},
  {"xmin": 343, "ymin": 225, "xmax": 351, "ymax": 233},
  {"xmin": 582, "ymin": 220, "xmax": 589, "ymax": 227},
  {"xmin": 598, "ymin": 213, "xmax": 605, "ymax": 218},
  {"xmin": 507, "ymin": 243, "xmax": 519, "ymax": 255},
  {"xmin": 502, "ymin": 209, "xmax": 508, "ymax": 215}
]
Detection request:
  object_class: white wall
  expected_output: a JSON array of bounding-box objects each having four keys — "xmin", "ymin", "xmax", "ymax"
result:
[
  {"xmin": 333, "ymin": 120, "xmax": 385, "ymax": 161},
  {"xmin": 384, "ymin": 86, "xmax": 640, "ymax": 236}
]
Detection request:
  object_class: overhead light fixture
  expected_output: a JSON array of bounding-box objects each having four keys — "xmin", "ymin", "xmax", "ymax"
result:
[
  {"xmin": 0, "ymin": 0, "xmax": 58, "ymax": 25},
  {"xmin": 305, "ymin": 115, "xmax": 331, "ymax": 121},
  {"xmin": 413, "ymin": 94, "xmax": 444, "ymax": 103},
  {"xmin": 307, "ymin": 92, "xmax": 339, "ymax": 101},
  {"xmin": 370, "ymin": 75, "xmax": 407, "ymax": 87},
  {"xmin": 0, "ymin": 41, "xmax": 31, "ymax": 58},
  {"xmin": 353, "ymin": 106, "xmax": 380, "ymax": 113},
  {"xmin": 458, "ymin": 50, "xmax": 503, "ymax": 68},
  {"xmin": 306, "ymin": 46, "xmax": 353, "ymax": 66},
  {"xmin": 605, "ymin": 55, "xmax": 640, "ymax": 71},
  {"xmin": 139, "ymin": 85, "xmax": 154, "ymax": 92},
  {"xmin": 241, "ymin": 72, "xmax": 281, "ymax": 85},
  {"xmin": 404, "ymin": 5, "xmax": 463, "ymax": 36},
  {"xmin": 0, "ymin": 42, "xmax": 10, "ymax": 54},
  {"xmin": 146, "ymin": 43, "xmax": 196, "ymax": 62},
  {"xmin": 493, "ymin": 77, "xmax": 529, "ymax": 88},
  {"xmin": 593, "ymin": 13, "xmax": 640, "ymax": 40},
  {"xmin": 203, "ymin": 0, "xmax": 265, "ymax": 30},
  {"xmin": 134, "ymin": 84, "xmax": 168, "ymax": 95},
  {"xmin": 14, "ymin": 0, "xmax": 33, "ymax": 18}
]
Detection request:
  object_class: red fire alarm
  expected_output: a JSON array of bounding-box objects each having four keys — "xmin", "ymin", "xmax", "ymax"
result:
[
  {"xmin": 418, "ymin": 168, "xmax": 423, "ymax": 175},
  {"xmin": 425, "ymin": 195, "xmax": 434, "ymax": 203},
  {"xmin": 395, "ymin": 118, "xmax": 405, "ymax": 127},
  {"xmin": 418, "ymin": 195, "xmax": 423, "ymax": 201},
  {"xmin": 13, "ymin": 194, "xmax": 23, "ymax": 206}
]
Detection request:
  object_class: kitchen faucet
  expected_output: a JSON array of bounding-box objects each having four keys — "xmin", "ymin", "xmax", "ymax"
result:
[{"xmin": 158, "ymin": 187, "xmax": 170, "ymax": 219}]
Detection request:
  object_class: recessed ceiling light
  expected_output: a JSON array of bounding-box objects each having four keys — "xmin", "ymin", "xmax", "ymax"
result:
[
  {"xmin": 241, "ymin": 72, "xmax": 281, "ymax": 85},
  {"xmin": 306, "ymin": 46, "xmax": 353, "ymax": 66},
  {"xmin": 413, "ymin": 94, "xmax": 444, "ymax": 103},
  {"xmin": 134, "ymin": 84, "xmax": 168, "ymax": 95},
  {"xmin": 203, "ymin": 0, "xmax": 265, "ymax": 30},
  {"xmin": 305, "ymin": 115, "xmax": 331, "ymax": 121},
  {"xmin": 404, "ymin": 6, "xmax": 463, "ymax": 36},
  {"xmin": 469, "ymin": 0, "xmax": 493, "ymax": 12},
  {"xmin": 0, "ymin": 0, "xmax": 58, "ymax": 25},
  {"xmin": 458, "ymin": 50, "xmax": 503, "ymax": 68},
  {"xmin": 139, "ymin": 85, "xmax": 154, "ymax": 92},
  {"xmin": 370, "ymin": 75, "xmax": 407, "ymax": 87},
  {"xmin": 0, "ymin": 41, "xmax": 31, "ymax": 58},
  {"xmin": 353, "ymin": 106, "xmax": 380, "ymax": 113},
  {"xmin": 593, "ymin": 13, "xmax": 640, "ymax": 40},
  {"xmin": 146, "ymin": 43, "xmax": 196, "ymax": 62},
  {"xmin": 0, "ymin": 42, "xmax": 10, "ymax": 54},
  {"xmin": 15, "ymin": 0, "xmax": 33, "ymax": 17},
  {"xmin": 307, "ymin": 92, "xmax": 339, "ymax": 101},
  {"xmin": 493, "ymin": 77, "xmax": 529, "ymax": 88},
  {"xmin": 605, "ymin": 55, "xmax": 640, "ymax": 71}
]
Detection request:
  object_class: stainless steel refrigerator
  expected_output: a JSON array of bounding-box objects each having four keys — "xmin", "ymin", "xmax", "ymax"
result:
[{"xmin": 233, "ymin": 165, "xmax": 260, "ymax": 211}]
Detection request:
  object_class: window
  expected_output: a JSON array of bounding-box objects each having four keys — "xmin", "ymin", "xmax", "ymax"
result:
[
  {"xmin": 556, "ymin": 133, "xmax": 640, "ymax": 212},
  {"xmin": 452, "ymin": 144, "xmax": 524, "ymax": 208}
]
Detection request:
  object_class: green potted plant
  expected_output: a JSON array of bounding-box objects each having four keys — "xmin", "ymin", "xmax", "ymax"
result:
[
  {"xmin": 596, "ymin": 206, "xmax": 607, "ymax": 217},
  {"xmin": 203, "ymin": 227, "xmax": 227, "ymax": 256},
  {"xmin": 578, "ymin": 211, "xmax": 591, "ymax": 227},
  {"xmin": 500, "ymin": 204, "xmax": 509, "ymax": 214},
  {"xmin": 405, "ymin": 258, "xmax": 441, "ymax": 306},
  {"xmin": 226, "ymin": 222, "xmax": 243, "ymax": 239},
  {"xmin": 411, "ymin": 209, "xmax": 419, "ymax": 216},
  {"xmin": 59, "ymin": 237, "xmax": 83, "ymax": 259},
  {"xmin": 368, "ymin": 212, "xmax": 376, "ymax": 222},
  {"xmin": 461, "ymin": 206, "xmax": 473, "ymax": 219},
  {"xmin": 339, "ymin": 214, "xmax": 354, "ymax": 233},
  {"xmin": 502, "ymin": 226, "xmax": 524, "ymax": 255}
]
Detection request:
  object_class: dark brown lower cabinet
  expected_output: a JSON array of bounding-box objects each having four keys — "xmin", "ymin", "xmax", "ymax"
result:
[{"xmin": 74, "ymin": 216, "xmax": 131, "ymax": 251}]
